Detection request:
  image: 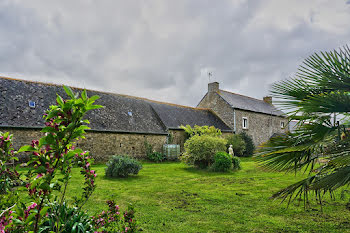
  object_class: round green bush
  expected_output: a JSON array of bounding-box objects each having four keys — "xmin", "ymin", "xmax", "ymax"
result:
[
  {"xmin": 210, "ymin": 152, "xmax": 232, "ymax": 172},
  {"xmin": 232, "ymin": 156, "xmax": 241, "ymax": 170},
  {"xmin": 105, "ymin": 155, "xmax": 142, "ymax": 178},
  {"xmin": 181, "ymin": 135, "xmax": 227, "ymax": 168}
]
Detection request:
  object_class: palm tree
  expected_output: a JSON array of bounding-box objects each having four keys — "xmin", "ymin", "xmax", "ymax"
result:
[{"xmin": 255, "ymin": 45, "xmax": 350, "ymax": 207}]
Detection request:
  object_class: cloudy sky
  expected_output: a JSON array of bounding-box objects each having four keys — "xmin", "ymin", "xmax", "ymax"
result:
[{"xmin": 1, "ymin": 0, "xmax": 349, "ymax": 106}]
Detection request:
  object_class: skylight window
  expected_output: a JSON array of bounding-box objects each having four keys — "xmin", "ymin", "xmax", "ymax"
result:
[{"xmin": 29, "ymin": 101, "xmax": 36, "ymax": 108}]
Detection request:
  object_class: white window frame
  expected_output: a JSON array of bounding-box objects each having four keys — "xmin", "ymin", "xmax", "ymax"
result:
[
  {"xmin": 242, "ymin": 117, "xmax": 248, "ymax": 129},
  {"xmin": 280, "ymin": 121, "xmax": 285, "ymax": 129}
]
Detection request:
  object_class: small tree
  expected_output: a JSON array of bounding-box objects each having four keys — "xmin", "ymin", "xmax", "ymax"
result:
[
  {"xmin": 240, "ymin": 132, "xmax": 255, "ymax": 157},
  {"xmin": 0, "ymin": 87, "xmax": 139, "ymax": 232}
]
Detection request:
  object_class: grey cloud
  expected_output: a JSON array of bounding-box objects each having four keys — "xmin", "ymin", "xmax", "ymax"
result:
[{"xmin": 0, "ymin": 0, "xmax": 349, "ymax": 107}]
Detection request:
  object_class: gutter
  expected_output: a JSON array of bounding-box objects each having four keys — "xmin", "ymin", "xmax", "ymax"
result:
[{"xmin": 233, "ymin": 108, "xmax": 236, "ymax": 133}]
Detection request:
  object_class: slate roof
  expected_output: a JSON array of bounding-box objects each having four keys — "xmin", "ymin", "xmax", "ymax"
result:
[
  {"xmin": 148, "ymin": 101, "xmax": 232, "ymax": 132},
  {"xmin": 218, "ymin": 90, "xmax": 285, "ymax": 116},
  {"xmin": 0, "ymin": 77, "xmax": 232, "ymax": 134}
]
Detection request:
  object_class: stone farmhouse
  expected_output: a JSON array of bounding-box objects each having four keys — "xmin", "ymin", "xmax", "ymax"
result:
[
  {"xmin": 198, "ymin": 82, "xmax": 287, "ymax": 146},
  {"xmin": 0, "ymin": 77, "xmax": 287, "ymax": 160}
]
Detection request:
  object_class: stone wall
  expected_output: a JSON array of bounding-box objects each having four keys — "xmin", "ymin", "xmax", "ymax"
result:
[
  {"xmin": 0, "ymin": 127, "xmax": 167, "ymax": 162},
  {"xmin": 234, "ymin": 109, "xmax": 288, "ymax": 146},
  {"xmin": 197, "ymin": 92, "xmax": 235, "ymax": 129},
  {"xmin": 169, "ymin": 129, "xmax": 187, "ymax": 151}
]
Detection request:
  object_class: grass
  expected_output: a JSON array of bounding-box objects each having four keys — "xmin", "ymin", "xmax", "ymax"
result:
[{"xmin": 63, "ymin": 158, "xmax": 350, "ymax": 232}]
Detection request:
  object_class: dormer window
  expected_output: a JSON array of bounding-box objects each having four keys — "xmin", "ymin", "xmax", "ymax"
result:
[
  {"xmin": 29, "ymin": 101, "xmax": 36, "ymax": 108},
  {"xmin": 242, "ymin": 117, "xmax": 248, "ymax": 129}
]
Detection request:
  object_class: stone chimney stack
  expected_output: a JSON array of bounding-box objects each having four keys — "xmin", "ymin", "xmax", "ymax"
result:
[
  {"xmin": 208, "ymin": 82, "xmax": 219, "ymax": 93},
  {"xmin": 263, "ymin": 96, "xmax": 272, "ymax": 104}
]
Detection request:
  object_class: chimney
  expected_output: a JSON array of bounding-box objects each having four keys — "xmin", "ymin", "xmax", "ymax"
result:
[
  {"xmin": 263, "ymin": 96, "xmax": 272, "ymax": 104},
  {"xmin": 208, "ymin": 82, "xmax": 219, "ymax": 93}
]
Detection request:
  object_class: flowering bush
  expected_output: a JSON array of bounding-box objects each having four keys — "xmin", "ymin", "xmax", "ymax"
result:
[
  {"xmin": 105, "ymin": 155, "xmax": 142, "ymax": 178},
  {"xmin": 93, "ymin": 200, "xmax": 138, "ymax": 233},
  {"xmin": 0, "ymin": 132, "xmax": 20, "ymax": 194},
  {"xmin": 0, "ymin": 87, "xmax": 141, "ymax": 232},
  {"xmin": 0, "ymin": 86, "xmax": 104, "ymax": 232}
]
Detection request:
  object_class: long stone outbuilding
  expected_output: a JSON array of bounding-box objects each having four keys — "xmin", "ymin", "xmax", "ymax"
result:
[
  {"xmin": 0, "ymin": 77, "xmax": 233, "ymax": 161},
  {"xmin": 0, "ymin": 77, "xmax": 288, "ymax": 161}
]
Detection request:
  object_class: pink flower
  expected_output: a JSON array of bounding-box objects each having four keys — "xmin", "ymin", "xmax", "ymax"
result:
[
  {"xmin": 24, "ymin": 203, "xmax": 38, "ymax": 219},
  {"xmin": 36, "ymin": 173, "xmax": 43, "ymax": 178}
]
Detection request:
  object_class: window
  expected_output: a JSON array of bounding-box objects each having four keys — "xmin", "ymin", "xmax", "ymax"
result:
[
  {"xmin": 242, "ymin": 117, "xmax": 248, "ymax": 129},
  {"xmin": 280, "ymin": 121, "xmax": 285, "ymax": 129},
  {"xmin": 29, "ymin": 101, "xmax": 36, "ymax": 108}
]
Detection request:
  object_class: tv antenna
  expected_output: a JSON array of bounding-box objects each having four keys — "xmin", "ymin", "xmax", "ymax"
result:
[{"xmin": 208, "ymin": 72, "xmax": 212, "ymax": 83}]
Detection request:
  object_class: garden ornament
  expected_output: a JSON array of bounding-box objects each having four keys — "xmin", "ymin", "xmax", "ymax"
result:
[{"xmin": 228, "ymin": 145, "xmax": 234, "ymax": 156}]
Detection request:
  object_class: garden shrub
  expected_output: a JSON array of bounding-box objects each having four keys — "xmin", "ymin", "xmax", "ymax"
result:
[
  {"xmin": 240, "ymin": 131, "xmax": 256, "ymax": 157},
  {"xmin": 210, "ymin": 152, "xmax": 232, "ymax": 172},
  {"xmin": 181, "ymin": 135, "xmax": 227, "ymax": 168},
  {"xmin": 144, "ymin": 141, "xmax": 165, "ymax": 162},
  {"xmin": 105, "ymin": 155, "xmax": 142, "ymax": 178},
  {"xmin": 226, "ymin": 134, "xmax": 246, "ymax": 157},
  {"xmin": 40, "ymin": 202, "xmax": 94, "ymax": 233},
  {"xmin": 147, "ymin": 151, "xmax": 165, "ymax": 163},
  {"xmin": 232, "ymin": 156, "xmax": 241, "ymax": 170}
]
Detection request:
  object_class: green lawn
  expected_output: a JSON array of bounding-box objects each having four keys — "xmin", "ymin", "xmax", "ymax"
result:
[{"xmin": 64, "ymin": 158, "xmax": 350, "ymax": 232}]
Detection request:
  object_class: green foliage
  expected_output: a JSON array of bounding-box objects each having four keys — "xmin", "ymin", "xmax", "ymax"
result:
[
  {"xmin": 144, "ymin": 141, "xmax": 165, "ymax": 162},
  {"xmin": 105, "ymin": 155, "xmax": 142, "ymax": 178},
  {"xmin": 40, "ymin": 202, "xmax": 94, "ymax": 233},
  {"xmin": 232, "ymin": 156, "xmax": 241, "ymax": 170},
  {"xmin": 255, "ymin": 45, "xmax": 350, "ymax": 206},
  {"xmin": 147, "ymin": 151, "xmax": 166, "ymax": 163},
  {"xmin": 1, "ymin": 86, "xmax": 104, "ymax": 232},
  {"xmin": 93, "ymin": 200, "xmax": 138, "ymax": 233},
  {"xmin": 144, "ymin": 141, "xmax": 153, "ymax": 158},
  {"xmin": 240, "ymin": 132, "xmax": 255, "ymax": 157},
  {"xmin": 167, "ymin": 133, "xmax": 174, "ymax": 144},
  {"xmin": 180, "ymin": 125, "xmax": 222, "ymax": 139},
  {"xmin": 226, "ymin": 134, "xmax": 246, "ymax": 157},
  {"xmin": 181, "ymin": 135, "xmax": 227, "ymax": 168},
  {"xmin": 210, "ymin": 152, "xmax": 232, "ymax": 172}
]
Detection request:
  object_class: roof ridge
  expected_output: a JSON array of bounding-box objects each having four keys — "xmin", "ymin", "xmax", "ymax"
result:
[
  {"xmin": 0, "ymin": 75, "xmax": 212, "ymax": 112},
  {"xmin": 219, "ymin": 89, "xmax": 270, "ymax": 104}
]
